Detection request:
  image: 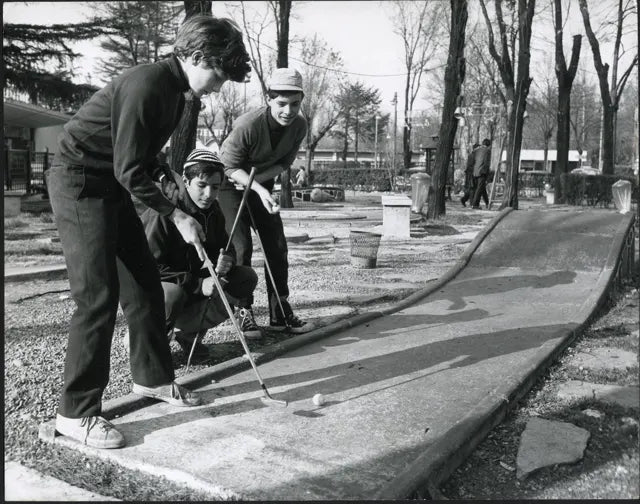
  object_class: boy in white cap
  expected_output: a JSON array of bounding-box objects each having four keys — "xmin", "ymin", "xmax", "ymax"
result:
[
  {"xmin": 140, "ymin": 149, "xmax": 261, "ymax": 364},
  {"xmin": 218, "ymin": 68, "xmax": 311, "ymax": 333}
]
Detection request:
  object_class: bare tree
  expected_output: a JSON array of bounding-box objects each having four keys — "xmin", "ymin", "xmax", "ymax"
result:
[
  {"xmin": 427, "ymin": 0, "xmax": 468, "ymax": 219},
  {"xmin": 201, "ymin": 83, "xmax": 244, "ymax": 148},
  {"xmin": 553, "ymin": 0, "xmax": 581, "ymax": 202},
  {"xmin": 570, "ymin": 70, "xmax": 602, "ymax": 164},
  {"xmin": 390, "ymin": 0, "xmax": 446, "ymax": 171},
  {"xmin": 237, "ymin": 1, "xmax": 275, "ymax": 101},
  {"xmin": 480, "ymin": 0, "xmax": 536, "ymax": 210},
  {"xmin": 578, "ymin": 0, "xmax": 638, "ymax": 174},
  {"xmin": 298, "ymin": 35, "xmax": 345, "ymax": 178},
  {"xmin": 525, "ymin": 73, "xmax": 558, "ymax": 170}
]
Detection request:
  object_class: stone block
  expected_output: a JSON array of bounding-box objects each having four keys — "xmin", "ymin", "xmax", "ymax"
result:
[{"xmin": 381, "ymin": 195, "xmax": 411, "ymax": 239}]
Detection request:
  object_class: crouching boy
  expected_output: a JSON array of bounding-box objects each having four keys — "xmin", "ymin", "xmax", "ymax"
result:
[{"xmin": 140, "ymin": 149, "xmax": 261, "ymax": 364}]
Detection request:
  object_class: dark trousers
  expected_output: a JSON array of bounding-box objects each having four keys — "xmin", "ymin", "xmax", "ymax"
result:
[
  {"xmin": 460, "ymin": 172, "xmax": 475, "ymax": 205},
  {"xmin": 217, "ymin": 182, "xmax": 289, "ymax": 320},
  {"xmin": 472, "ymin": 174, "xmax": 489, "ymax": 208},
  {"xmin": 46, "ymin": 164, "xmax": 174, "ymax": 418},
  {"xmin": 162, "ymin": 265, "xmax": 258, "ymax": 337}
]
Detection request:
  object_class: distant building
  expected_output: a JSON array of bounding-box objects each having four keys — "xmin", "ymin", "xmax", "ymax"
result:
[
  {"xmin": 4, "ymin": 89, "xmax": 71, "ymax": 193},
  {"xmin": 500, "ymin": 149, "xmax": 587, "ymax": 173}
]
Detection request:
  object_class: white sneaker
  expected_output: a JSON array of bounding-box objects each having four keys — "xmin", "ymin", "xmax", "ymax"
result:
[{"xmin": 55, "ymin": 414, "xmax": 125, "ymax": 449}]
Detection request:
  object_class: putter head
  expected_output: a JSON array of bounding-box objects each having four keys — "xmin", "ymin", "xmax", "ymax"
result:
[{"xmin": 261, "ymin": 396, "xmax": 288, "ymax": 407}]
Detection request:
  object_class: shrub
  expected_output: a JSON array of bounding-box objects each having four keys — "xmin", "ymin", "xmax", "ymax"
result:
[
  {"xmin": 311, "ymin": 167, "xmax": 392, "ymax": 192},
  {"xmin": 559, "ymin": 173, "xmax": 638, "ymax": 207}
]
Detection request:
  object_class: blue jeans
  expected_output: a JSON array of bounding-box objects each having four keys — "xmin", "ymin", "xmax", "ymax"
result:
[{"xmin": 46, "ymin": 164, "xmax": 174, "ymax": 418}]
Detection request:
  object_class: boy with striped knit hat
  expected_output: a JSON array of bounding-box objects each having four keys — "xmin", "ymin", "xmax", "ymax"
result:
[{"xmin": 140, "ymin": 149, "xmax": 261, "ymax": 364}]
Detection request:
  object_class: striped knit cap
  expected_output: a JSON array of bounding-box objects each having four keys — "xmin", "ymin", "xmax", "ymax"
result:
[{"xmin": 183, "ymin": 149, "xmax": 224, "ymax": 170}]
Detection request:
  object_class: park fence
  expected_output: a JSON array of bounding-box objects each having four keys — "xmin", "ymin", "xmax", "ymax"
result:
[{"xmin": 4, "ymin": 149, "xmax": 53, "ymax": 194}]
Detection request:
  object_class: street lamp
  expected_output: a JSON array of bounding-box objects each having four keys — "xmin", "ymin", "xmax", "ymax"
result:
[{"xmin": 374, "ymin": 114, "xmax": 381, "ymax": 170}]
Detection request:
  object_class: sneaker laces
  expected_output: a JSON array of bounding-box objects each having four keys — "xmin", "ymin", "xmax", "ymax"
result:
[
  {"xmin": 170, "ymin": 382, "xmax": 195, "ymax": 401},
  {"xmin": 79, "ymin": 416, "xmax": 114, "ymax": 443},
  {"xmin": 237, "ymin": 308, "xmax": 259, "ymax": 331}
]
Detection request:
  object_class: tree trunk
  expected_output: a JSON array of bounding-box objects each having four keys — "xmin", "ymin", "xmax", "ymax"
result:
[
  {"xmin": 305, "ymin": 146, "xmax": 314, "ymax": 183},
  {"xmin": 555, "ymin": 86, "xmax": 572, "ymax": 201},
  {"xmin": 427, "ymin": 0, "xmax": 467, "ymax": 219},
  {"xmin": 170, "ymin": 91, "xmax": 201, "ymax": 174},
  {"xmin": 354, "ymin": 112, "xmax": 359, "ymax": 163},
  {"xmin": 601, "ymin": 103, "xmax": 616, "ymax": 174},
  {"xmin": 402, "ymin": 125, "xmax": 412, "ymax": 171},
  {"xmin": 275, "ymin": 0, "xmax": 293, "ymax": 208}
]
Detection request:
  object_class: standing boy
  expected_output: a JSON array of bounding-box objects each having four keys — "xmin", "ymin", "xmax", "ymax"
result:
[
  {"xmin": 46, "ymin": 15, "xmax": 251, "ymax": 449},
  {"xmin": 140, "ymin": 149, "xmax": 261, "ymax": 365},
  {"xmin": 218, "ymin": 68, "xmax": 311, "ymax": 334}
]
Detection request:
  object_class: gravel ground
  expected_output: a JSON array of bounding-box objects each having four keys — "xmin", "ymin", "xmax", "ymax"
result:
[{"xmin": 4, "ymin": 196, "xmax": 637, "ymax": 500}]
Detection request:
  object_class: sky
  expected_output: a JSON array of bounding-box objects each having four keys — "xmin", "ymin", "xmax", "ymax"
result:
[{"xmin": 3, "ymin": 0, "xmax": 638, "ymax": 118}]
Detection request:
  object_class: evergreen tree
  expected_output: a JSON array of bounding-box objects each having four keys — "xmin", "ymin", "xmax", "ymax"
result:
[
  {"xmin": 3, "ymin": 20, "xmax": 108, "ymax": 110},
  {"xmin": 93, "ymin": 1, "xmax": 183, "ymax": 80}
]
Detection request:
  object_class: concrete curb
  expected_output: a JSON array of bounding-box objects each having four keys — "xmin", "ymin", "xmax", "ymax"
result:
[
  {"xmin": 93, "ymin": 208, "xmax": 513, "ymax": 420},
  {"xmin": 374, "ymin": 211, "xmax": 636, "ymax": 499}
]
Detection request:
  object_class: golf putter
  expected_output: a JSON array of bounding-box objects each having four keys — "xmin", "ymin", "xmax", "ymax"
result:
[
  {"xmin": 245, "ymin": 204, "xmax": 291, "ymax": 332},
  {"xmin": 185, "ymin": 166, "xmax": 256, "ymax": 373},
  {"xmin": 201, "ymin": 249, "xmax": 288, "ymax": 407},
  {"xmin": 185, "ymin": 167, "xmax": 257, "ymax": 372}
]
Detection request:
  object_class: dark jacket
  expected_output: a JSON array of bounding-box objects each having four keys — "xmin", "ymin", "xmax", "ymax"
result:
[
  {"xmin": 56, "ymin": 55, "xmax": 189, "ymax": 216},
  {"xmin": 140, "ymin": 177, "xmax": 236, "ymax": 295},
  {"xmin": 473, "ymin": 145, "xmax": 491, "ymax": 177}
]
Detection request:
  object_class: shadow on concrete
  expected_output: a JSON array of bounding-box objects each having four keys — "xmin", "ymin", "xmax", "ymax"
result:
[
  {"xmin": 116, "ymin": 321, "xmax": 573, "ymax": 449},
  {"xmin": 428, "ymin": 270, "xmax": 578, "ymax": 310}
]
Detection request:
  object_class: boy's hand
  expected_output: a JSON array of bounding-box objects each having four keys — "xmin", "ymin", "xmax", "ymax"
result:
[
  {"xmin": 256, "ymin": 187, "xmax": 280, "ymax": 214},
  {"xmin": 170, "ymin": 208, "xmax": 206, "ymax": 260},
  {"xmin": 201, "ymin": 277, "xmax": 214, "ymax": 297},
  {"xmin": 216, "ymin": 248, "xmax": 233, "ymax": 276}
]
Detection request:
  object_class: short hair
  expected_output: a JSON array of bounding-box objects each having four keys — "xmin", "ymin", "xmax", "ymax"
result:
[
  {"xmin": 482, "ymin": 138, "xmax": 491, "ymax": 146},
  {"xmin": 267, "ymin": 89, "xmax": 305, "ymax": 100},
  {"xmin": 183, "ymin": 149, "xmax": 225, "ymax": 181},
  {"xmin": 174, "ymin": 15, "xmax": 251, "ymax": 82}
]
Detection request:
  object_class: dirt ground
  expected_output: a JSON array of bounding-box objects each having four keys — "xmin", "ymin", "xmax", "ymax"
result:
[{"xmin": 4, "ymin": 193, "xmax": 638, "ymax": 500}]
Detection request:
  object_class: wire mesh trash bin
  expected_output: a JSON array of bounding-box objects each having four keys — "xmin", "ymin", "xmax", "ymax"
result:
[{"xmin": 350, "ymin": 230, "xmax": 382, "ymax": 268}]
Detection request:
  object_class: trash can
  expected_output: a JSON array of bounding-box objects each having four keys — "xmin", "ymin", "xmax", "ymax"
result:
[
  {"xmin": 410, "ymin": 173, "xmax": 431, "ymax": 213},
  {"xmin": 612, "ymin": 179, "xmax": 632, "ymax": 214},
  {"xmin": 349, "ymin": 230, "xmax": 382, "ymax": 268},
  {"xmin": 544, "ymin": 183, "xmax": 555, "ymax": 205}
]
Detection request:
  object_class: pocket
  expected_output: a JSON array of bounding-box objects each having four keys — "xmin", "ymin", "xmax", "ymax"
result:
[{"xmin": 46, "ymin": 165, "xmax": 86, "ymax": 200}]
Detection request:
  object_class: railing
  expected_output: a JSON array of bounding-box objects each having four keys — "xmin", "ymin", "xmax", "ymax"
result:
[{"xmin": 4, "ymin": 149, "xmax": 53, "ymax": 194}]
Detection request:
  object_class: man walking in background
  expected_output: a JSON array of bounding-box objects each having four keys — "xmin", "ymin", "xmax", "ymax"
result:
[{"xmin": 472, "ymin": 138, "xmax": 491, "ymax": 209}]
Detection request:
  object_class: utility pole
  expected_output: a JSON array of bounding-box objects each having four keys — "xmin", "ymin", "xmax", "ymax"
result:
[{"xmin": 392, "ymin": 92, "xmax": 398, "ymax": 190}]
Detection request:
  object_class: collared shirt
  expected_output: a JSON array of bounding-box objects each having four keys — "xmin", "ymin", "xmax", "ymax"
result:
[{"xmin": 55, "ymin": 54, "xmax": 189, "ymax": 215}]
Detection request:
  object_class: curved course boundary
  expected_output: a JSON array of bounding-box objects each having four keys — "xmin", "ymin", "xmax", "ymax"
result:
[
  {"xmin": 374, "ymin": 210, "xmax": 636, "ymax": 499},
  {"xmin": 100, "ymin": 208, "xmax": 514, "ymax": 419}
]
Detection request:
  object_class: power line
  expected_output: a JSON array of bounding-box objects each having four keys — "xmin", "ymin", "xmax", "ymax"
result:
[{"xmin": 245, "ymin": 35, "xmax": 446, "ymax": 78}]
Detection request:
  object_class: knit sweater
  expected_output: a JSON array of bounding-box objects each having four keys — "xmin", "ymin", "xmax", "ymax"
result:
[
  {"xmin": 220, "ymin": 106, "xmax": 307, "ymax": 182},
  {"xmin": 56, "ymin": 54, "xmax": 189, "ymax": 216}
]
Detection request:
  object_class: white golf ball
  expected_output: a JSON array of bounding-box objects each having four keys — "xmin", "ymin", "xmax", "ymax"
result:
[{"xmin": 312, "ymin": 393, "xmax": 325, "ymax": 406}]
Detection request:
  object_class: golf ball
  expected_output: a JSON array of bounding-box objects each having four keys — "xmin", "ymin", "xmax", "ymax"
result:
[{"xmin": 312, "ymin": 393, "xmax": 325, "ymax": 406}]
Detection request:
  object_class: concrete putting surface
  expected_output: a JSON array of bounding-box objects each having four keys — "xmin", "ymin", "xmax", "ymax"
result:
[{"xmin": 39, "ymin": 208, "xmax": 636, "ymax": 499}]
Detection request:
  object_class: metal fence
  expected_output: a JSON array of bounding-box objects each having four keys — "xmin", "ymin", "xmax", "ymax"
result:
[{"xmin": 4, "ymin": 149, "xmax": 53, "ymax": 194}]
